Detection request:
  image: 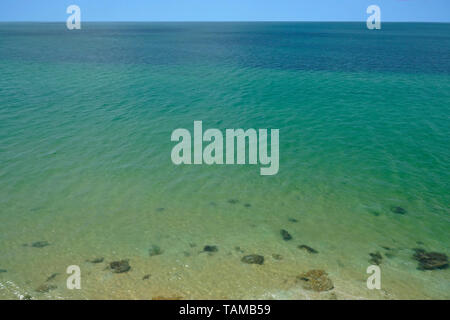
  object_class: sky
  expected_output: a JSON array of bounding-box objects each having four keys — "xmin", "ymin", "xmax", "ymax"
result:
[{"xmin": 0, "ymin": 0, "xmax": 449, "ymax": 22}]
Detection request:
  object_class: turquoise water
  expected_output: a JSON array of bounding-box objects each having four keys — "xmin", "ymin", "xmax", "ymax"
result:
[{"xmin": 0, "ymin": 22, "xmax": 449, "ymax": 299}]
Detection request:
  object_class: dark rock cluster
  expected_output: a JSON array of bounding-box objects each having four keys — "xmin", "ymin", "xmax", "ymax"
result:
[
  {"xmin": 46, "ymin": 273, "xmax": 60, "ymax": 282},
  {"xmin": 298, "ymin": 245, "xmax": 318, "ymax": 254},
  {"xmin": 297, "ymin": 269, "xmax": 334, "ymax": 292},
  {"xmin": 390, "ymin": 206, "xmax": 407, "ymax": 215},
  {"xmin": 413, "ymin": 249, "xmax": 448, "ymax": 270},
  {"xmin": 109, "ymin": 260, "xmax": 131, "ymax": 273},
  {"xmin": 149, "ymin": 245, "xmax": 163, "ymax": 256},
  {"xmin": 369, "ymin": 252, "xmax": 383, "ymax": 265},
  {"xmin": 280, "ymin": 229, "xmax": 292, "ymax": 241},
  {"xmin": 23, "ymin": 241, "xmax": 50, "ymax": 248},
  {"xmin": 241, "ymin": 254, "xmax": 264, "ymax": 265},
  {"xmin": 203, "ymin": 245, "xmax": 218, "ymax": 253}
]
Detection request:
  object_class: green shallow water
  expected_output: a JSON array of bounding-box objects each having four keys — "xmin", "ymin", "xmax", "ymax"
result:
[{"xmin": 0, "ymin": 22, "xmax": 449, "ymax": 299}]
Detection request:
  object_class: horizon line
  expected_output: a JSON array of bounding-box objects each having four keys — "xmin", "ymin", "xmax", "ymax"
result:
[{"xmin": 1, "ymin": 20, "xmax": 449, "ymax": 23}]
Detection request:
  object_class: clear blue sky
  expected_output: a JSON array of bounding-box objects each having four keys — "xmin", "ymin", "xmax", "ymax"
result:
[{"xmin": 0, "ymin": 0, "xmax": 449, "ymax": 22}]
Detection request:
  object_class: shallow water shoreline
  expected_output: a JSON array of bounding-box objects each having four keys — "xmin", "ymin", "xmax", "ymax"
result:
[{"xmin": 1, "ymin": 22, "xmax": 449, "ymax": 300}]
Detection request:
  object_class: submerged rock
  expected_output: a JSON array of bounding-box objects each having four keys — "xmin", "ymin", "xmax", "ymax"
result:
[
  {"xmin": 244, "ymin": 203, "xmax": 252, "ymax": 208},
  {"xmin": 297, "ymin": 270, "xmax": 334, "ymax": 292},
  {"xmin": 203, "ymin": 245, "xmax": 218, "ymax": 253},
  {"xmin": 31, "ymin": 241, "xmax": 50, "ymax": 248},
  {"xmin": 35, "ymin": 283, "xmax": 57, "ymax": 293},
  {"xmin": 234, "ymin": 246, "xmax": 244, "ymax": 253},
  {"xmin": 46, "ymin": 273, "xmax": 60, "ymax": 282},
  {"xmin": 109, "ymin": 260, "xmax": 131, "ymax": 273},
  {"xmin": 272, "ymin": 254, "xmax": 283, "ymax": 260},
  {"xmin": 298, "ymin": 245, "xmax": 318, "ymax": 254},
  {"xmin": 87, "ymin": 257, "xmax": 104, "ymax": 264},
  {"xmin": 241, "ymin": 254, "xmax": 264, "ymax": 265},
  {"xmin": 280, "ymin": 229, "xmax": 292, "ymax": 241},
  {"xmin": 228, "ymin": 199, "xmax": 239, "ymax": 204},
  {"xmin": 369, "ymin": 252, "xmax": 383, "ymax": 265},
  {"xmin": 149, "ymin": 245, "xmax": 163, "ymax": 256},
  {"xmin": 288, "ymin": 218, "xmax": 298, "ymax": 223},
  {"xmin": 142, "ymin": 274, "xmax": 151, "ymax": 280},
  {"xmin": 368, "ymin": 210, "xmax": 381, "ymax": 217},
  {"xmin": 390, "ymin": 206, "xmax": 407, "ymax": 215},
  {"xmin": 0, "ymin": 269, "xmax": 7, "ymax": 273},
  {"xmin": 413, "ymin": 249, "xmax": 448, "ymax": 270}
]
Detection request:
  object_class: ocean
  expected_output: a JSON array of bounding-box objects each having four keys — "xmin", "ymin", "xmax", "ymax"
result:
[{"xmin": 0, "ymin": 22, "xmax": 449, "ymax": 299}]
